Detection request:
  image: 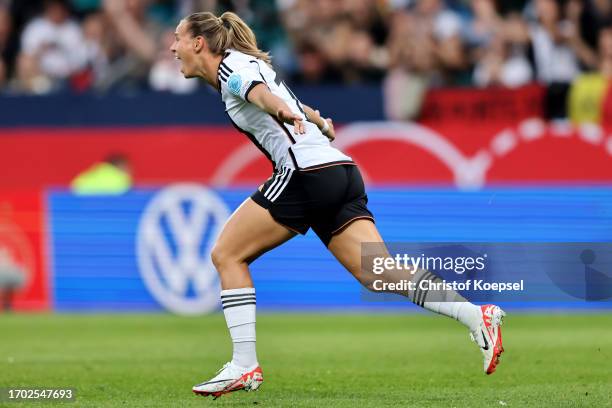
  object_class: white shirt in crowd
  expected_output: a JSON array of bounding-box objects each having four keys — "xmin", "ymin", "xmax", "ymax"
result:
[
  {"xmin": 530, "ymin": 23, "xmax": 581, "ymax": 84},
  {"xmin": 21, "ymin": 17, "xmax": 88, "ymax": 78},
  {"xmin": 473, "ymin": 53, "xmax": 534, "ymax": 88}
]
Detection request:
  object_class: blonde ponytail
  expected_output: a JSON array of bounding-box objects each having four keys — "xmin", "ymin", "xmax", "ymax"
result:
[{"xmin": 185, "ymin": 11, "xmax": 271, "ymax": 64}]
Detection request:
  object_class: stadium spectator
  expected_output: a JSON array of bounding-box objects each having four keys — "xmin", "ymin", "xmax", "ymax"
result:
[
  {"xmin": 78, "ymin": 12, "xmax": 110, "ymax": 90},
  {"xmin": 16, "ymin": 0, "xmax": 88, "ymax": 94},
  {"xmin": 463, "ymin": 0, "xmax": 502, "ymax": 50},
  {"xmin": 2, "ymin": 0, "xmax": 612, "ymax": 123},
  {"xmin": 99, "ymin": 0, "xmax": 164, "ymax": 91},
  {"xmin": 149, "ymin": 28, "xmax": 199, "ymax": 93},
  {"xmin": 526, "ymin": 0, "xmax": 597, "ymax": 118},
  {"xmin": 290, "ymin": 40, "xmax": 343, "ymax": 84},
  {"xmin": 578, "ymin": 0, "xmax": 612, "ymax": 53},
  {"xmin": 412, "ymin": 0, "xmax": 463, "ymax": 41},
  {"xmin": 565, "ymin": 0, "xmax": 598, "ymax": 68},
  {"xmin": 0, "ymin": 3, "xmax": 10, "ymax": 89},
  {"xmin": 231, "ymin": 0, "xmax": 285, "ymax": 56},
  {"xmin": 600, "ymin": 27, "xmax": 612, "ymax": 126},
  {"xmin": 383, "ymin": 0, "xmax": 471, "ymax": 120},
  {"xmin": 280, "ymin": 0, "xmax": 388, "ymax": 83},
  {"xmin": 473, "ymin": 14, "xmax": 534, "ymax": 88},
  {"xmin": 341, "ymin": 0, "xmax": 389, "ymax": 82},
  {"xmin": 383, "ymin": 10, "xmax": 437, "ymax": 120},
  {"xmin": 179, "ymin": 0, "xmax": 218, "ymax": 16},
  {"xmin": 71, "ymin": 153, "xmax": 132, "ymax": 195},
  {"xmin": 70, "ymin": 0, "xmax": 102, "ymax": 16},
  {"xmin": 0, "ymin": 247, "xmax": 26, "ymax": 312},
  {"xmin": 497, "ymin": 0, "xmax": 530, "ymax": 16},
  {"xmin": 570, "ymin": 26, "xmax": 612, "ymax": 125},
  {"xmin": 599, "ymin": 26, "xmax": 612, "ymax": 78},
  {"xmin": 411, "ymin": 0, "xmax": 467, "ymax": 82},
  {"xmin": 528, "ymin": 0, "xmax": 589, "ymax": 84},
  {"xmin": 344, "ymin": 0, "xmax": 390, "ymax": 46},
  {"xmin": 341, "ymin": 26, "xmax": 387, "ymax": 82}
]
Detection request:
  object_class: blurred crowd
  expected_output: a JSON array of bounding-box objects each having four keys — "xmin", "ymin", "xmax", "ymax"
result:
[{"xmin": 1, "ymin": 0, "xmax": 612, "ymax": 119}]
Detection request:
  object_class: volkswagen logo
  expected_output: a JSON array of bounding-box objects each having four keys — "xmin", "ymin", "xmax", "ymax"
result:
[{"xmin": 136, "ymin": 184, "xmax": 230, "ymax": 315}]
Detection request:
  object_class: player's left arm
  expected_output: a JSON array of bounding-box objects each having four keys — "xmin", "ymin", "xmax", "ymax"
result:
[
  {"xmin": 247, "ymin": 83, "xmax": 305, "ymax": 135},
  {"xmin": 302, "ymin": 104, "xmax": 335, "ymax": 141}
]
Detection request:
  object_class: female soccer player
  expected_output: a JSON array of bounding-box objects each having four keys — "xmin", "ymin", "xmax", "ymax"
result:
[{"xmin": 170, "ymin": 11, "xmax": 506, "ymax": 399}]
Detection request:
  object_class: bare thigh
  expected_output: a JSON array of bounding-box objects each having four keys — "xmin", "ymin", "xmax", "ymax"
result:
[
  {"xmin": 327, "ymin": 219, "xmax": 389, "ymax": 287},
  {"xmin": 212, "ymin": 198, "xmax": 296, "ymax": 289}
]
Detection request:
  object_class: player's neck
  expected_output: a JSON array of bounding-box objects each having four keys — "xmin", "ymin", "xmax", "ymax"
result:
[{"xmin": 198, "ymin": 53, "xmax": 223, "ymax": 89}]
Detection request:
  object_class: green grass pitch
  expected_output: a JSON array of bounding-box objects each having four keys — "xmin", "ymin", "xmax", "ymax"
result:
[{"xmin": 1, "ymin": 313, "xmax": 611, "ymax": 407}]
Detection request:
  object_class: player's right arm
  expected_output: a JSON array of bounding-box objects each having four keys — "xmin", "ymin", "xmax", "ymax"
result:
[{"xmin": 302, "ymin": 105, "xmax": 335, "ymax": 141}]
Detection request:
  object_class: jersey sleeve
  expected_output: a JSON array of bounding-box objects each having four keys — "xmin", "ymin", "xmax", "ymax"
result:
[{"xmin": 221, "ymin": 61, "xmax": 265, "ymax": 102}]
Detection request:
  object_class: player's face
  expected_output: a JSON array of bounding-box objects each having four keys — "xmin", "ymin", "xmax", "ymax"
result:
[{"xmin": 170, "ymin": 21, "xmax": 198, "ymax": 78}]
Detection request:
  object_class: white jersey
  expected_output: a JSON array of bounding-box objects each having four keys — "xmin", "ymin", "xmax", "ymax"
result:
[{"xmin": 218, "ymin": 49, "xmax": 353, "ymax": 171}]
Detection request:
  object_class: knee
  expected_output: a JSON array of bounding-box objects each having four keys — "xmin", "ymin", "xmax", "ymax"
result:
[
  {"xmin": 211, "ymin": 242, "xmax": 241, "ymax": 271},
  {"xmin": 358, "ymin": 274, "xmax": 378, "ymax": 292},
  {"xmin": 347, "ymin": 264, "xmax": 378, "ymax": 292},
  {"xmin": 210, "ymin": 243, "xmax": 227, "ymax": 270}
]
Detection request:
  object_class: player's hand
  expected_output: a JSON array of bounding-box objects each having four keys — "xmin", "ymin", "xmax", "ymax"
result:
[
  {"xmin": 277, "ymin": 109, "xmax": 305, "ymax": 135},
  {"xmin": 324, "ymin": 118, "xmax": 335, "ymax": 141},
  {"xmin": 315, "ymin": 110, "xmax": 335, "ymax": 141}
]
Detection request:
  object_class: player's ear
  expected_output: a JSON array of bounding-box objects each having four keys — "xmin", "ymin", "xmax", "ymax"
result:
[{"xmin": 193, "ymin": 36, "xmax": 206, "ymax": 53}]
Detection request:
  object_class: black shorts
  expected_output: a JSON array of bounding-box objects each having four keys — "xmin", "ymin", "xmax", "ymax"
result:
[{"xmin": 251, "ymin": 164, "xmax": 375, "ymax": 246}]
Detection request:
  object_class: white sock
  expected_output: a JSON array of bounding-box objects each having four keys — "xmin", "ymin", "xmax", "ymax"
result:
[
  {"xmin": 410, "ymin": 270, "xmax": 481, "ymax": 330},
  {"xmin": 221, "ymin": 288, "xmax": 258, "ymax": 369},
  {"xmin": 423, "ymin": 301, "xmax": 481, "ymax": 330}
]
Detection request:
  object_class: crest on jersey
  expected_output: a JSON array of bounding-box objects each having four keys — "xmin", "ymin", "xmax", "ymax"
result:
[{"xmin": 228, "ymin": 73, "xmax": 242, "ymax": 96}]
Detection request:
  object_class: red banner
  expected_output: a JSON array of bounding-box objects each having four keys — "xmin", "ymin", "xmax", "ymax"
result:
[
  {"xmin": 0, "ymin": 119, "xmax": 611, "ymax": 189},
  {"xmin": 335, "ymin": 120, "xmax": 612, "ymax": 187},
  {"xmin": 419, "ymin": 84, "xmax": 545, "ymax": 125},
  {"xmin": 0, "ymin": 191, "xmax": 49, "ymax": 311}
]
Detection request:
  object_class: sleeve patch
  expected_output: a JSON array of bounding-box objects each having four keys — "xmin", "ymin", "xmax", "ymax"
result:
[{"xmin": 228, "ymin": 73, "xmax": 243, "ymax": 96}]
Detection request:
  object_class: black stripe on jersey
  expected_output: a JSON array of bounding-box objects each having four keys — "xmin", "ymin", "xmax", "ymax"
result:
[
  {"xmin": 219, "ymin": 68, "xmax": 231, "ymax": 81},
  {"xmin": 244, "ymin": 81, "xmax": 264, "ymax": 102},
  {"xmin": 270, "ymin": 114, "xmax": 296, "ymax": 144},
  {"xmin": 246, "ymin": 61, "xmax": 274, "ymax": 103},
  {"xmin": 216, "ymin": 51, "xmax": 231, "ymax": 91},
  {"xmin": 218, "ymin": 70, "xmax": 228, "ymax": 82},
  {"xmin": 227, "ymin": 114, "xmax": 276, "ymax": 170},
  {"xmin": 250, "ymin": 60, "xmax": 266, "ymax": 82},
  {"xmin": 288, "ymin": 147, "xmax": 299, "ymax": 169},
  {"xmin": 280, "ymin": 80, "xmax": 307, "ymax": 117},
  {"xmin": 220, "ymin": 62, "xmax": 233, "ymax": 75}
]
